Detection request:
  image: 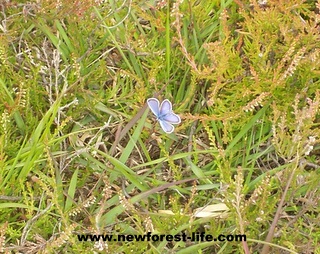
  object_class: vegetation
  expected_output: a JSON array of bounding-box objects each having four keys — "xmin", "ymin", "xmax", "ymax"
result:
[{"xmin": 0, "ymin": 0, "xmax": 319, "ymax": 253}]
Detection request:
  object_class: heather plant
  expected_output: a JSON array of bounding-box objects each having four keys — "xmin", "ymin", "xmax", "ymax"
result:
[{"xmin": 0, "ymin": 0, "xmax": 319, "ymax": 253}]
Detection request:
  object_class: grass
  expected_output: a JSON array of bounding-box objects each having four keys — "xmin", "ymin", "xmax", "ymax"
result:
[{"xmin": 0, "ymin": 0, "xmax": 320, "ymax": 253}]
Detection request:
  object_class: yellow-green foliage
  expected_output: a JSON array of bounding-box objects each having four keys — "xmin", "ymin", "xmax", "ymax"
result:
[{"xmin": 0, "ymin": 0, "xmax": 319, "ymax": 253}]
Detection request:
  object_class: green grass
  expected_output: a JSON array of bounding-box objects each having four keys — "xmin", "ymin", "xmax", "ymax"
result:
[{"xmin": 0, "ymin": 0, "xmax": 319, "ymax": 253}]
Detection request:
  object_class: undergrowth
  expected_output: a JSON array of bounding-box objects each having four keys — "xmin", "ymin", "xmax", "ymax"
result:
[{"xmin": 0, "ymin": 0, "xmax": 319, "ymax": 253}]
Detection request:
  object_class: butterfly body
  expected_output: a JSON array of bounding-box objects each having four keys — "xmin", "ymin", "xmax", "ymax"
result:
[{"xmin": 147, "ymin": 98, "xmax": 181, "ymax": 134}]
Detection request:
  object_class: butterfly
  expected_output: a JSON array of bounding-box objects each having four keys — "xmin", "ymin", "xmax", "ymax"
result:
[{"xmin": 147, "ymin": 98, "xmax": 181, "ymax": 134}]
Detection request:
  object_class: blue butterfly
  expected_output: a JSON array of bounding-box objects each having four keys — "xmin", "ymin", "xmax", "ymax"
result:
[{"xmin": 147, "ymin": 98, "xmax": 181, "ymax": 134}]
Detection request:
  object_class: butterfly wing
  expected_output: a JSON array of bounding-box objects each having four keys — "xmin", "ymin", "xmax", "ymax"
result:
[
  {"xmin": 160, "ymin": 99, "xmax": 181, "ymax": 124},
  {"xmin": 159, "ymin": 119, "xmax": 175, "ymax": 133},
  {"xmin": 162, "ymin": 112, "xmax": 181, "ymax": 124},
  {"xmin": 147, "ymin": 98, "xmax": 160, "ymax": 117},
  {"xmin": 159, "ymin": 99, "xmax": 172, "ymax": 116}
]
